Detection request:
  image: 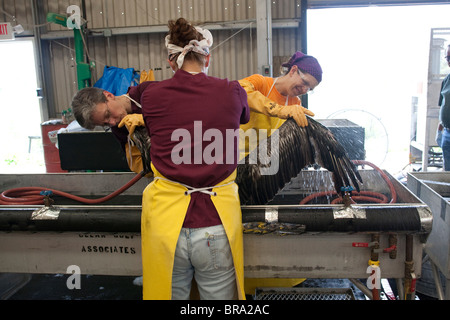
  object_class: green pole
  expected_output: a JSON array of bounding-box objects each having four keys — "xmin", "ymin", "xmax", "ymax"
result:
[{"xmin": 46, "ymin": 13, "xmax": 91, "ymax": 89}]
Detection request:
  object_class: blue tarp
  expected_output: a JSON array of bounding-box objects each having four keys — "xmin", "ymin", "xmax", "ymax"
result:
[{"xmin": 93, "ymin": 66, "xmax": 139, "ymax": 95}]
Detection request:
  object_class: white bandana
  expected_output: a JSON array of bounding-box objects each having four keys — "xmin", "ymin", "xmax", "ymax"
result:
[{"xmin": 165, "ymin": 26, "xmax": 213, "ymax": 69}]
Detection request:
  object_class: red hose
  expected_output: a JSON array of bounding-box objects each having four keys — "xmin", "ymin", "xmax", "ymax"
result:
[
  {"xmin": 0, "ymin": 172, "xmax": 145, "ymax": 205},
  {"xmin": 330, "ymin": 191, "xmax": 389, "ymax": 204},
  {"xmin": 300, "ymin": 191, "xmax": 336, "ymax": 205},
  {"xmin": 353, "ymin": 160, "xmax": 397, "ymax": 204},
  {"xmin": 300, "ymin": 160, "xmax": 397, "ymax": 205}
]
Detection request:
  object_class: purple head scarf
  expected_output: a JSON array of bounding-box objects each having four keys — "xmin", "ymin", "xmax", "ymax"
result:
[{"xmin": 282, "ymin": 51, "xmax": 322, "ymax": 83}]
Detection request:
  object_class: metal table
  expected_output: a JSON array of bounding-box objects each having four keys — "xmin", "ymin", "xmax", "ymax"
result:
[
  {"xmin": 0, "ymin": 170, "xmax": 432, "ymax": 300},
  {"xmin": 407, "ymin": 171, "xmax": 450, "ymax": 299}
]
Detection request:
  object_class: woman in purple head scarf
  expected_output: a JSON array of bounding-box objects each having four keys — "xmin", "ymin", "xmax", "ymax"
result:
[
  {"xmin": 239, "ymin": 51, "xmax": 323, "ymax": 158},
  {"xmin": 239, "ymin": 51, "xmax": 322, "ymax": 293},
  {"xmin": 238, "ymin": 51, "xmax": 323, "ymax": 292}
]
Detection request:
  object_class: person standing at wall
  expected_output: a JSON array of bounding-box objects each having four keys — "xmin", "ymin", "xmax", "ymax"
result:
[{"xmin": 438, "ymin": 44, "xmax": 450, "ymax": 170}]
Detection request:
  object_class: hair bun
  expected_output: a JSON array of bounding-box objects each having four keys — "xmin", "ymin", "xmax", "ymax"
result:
[{"xmin": 167, "ymin": 18, "xmax": 203, "ymax": 47}]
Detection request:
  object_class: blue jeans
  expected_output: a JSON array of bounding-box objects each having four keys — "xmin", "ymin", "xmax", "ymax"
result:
[
  {"xmin": 442, "ymin": 128, "xmax": 450, "ymax": 171},
  {"xmin": 171, "ymin": 224, "xmax": 237, "ymax": 300}
]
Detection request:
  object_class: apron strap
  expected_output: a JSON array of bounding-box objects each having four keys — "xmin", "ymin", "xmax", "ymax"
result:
[
  {"xmin": 122, "ymin": 94, "xmax": 142, "ymax": 108},
  {"xmin": 153, "ymin": 177, "xmax": 234, "ymax": 196},
  {"xmin": 267, "ymin": 77, "xmax": 289, "ymax": 106}
]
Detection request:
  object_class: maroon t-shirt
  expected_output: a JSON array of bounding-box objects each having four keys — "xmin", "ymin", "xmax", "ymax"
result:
[{"xmin": 141, "ymin": 70, "xmax": 249, "ymax": 228}]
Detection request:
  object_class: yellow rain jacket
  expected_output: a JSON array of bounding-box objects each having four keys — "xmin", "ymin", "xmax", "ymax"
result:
[
  {"xmin": 141, "ymin": 163, "xmax": 245, "ymax": 300},
  {"xmin": 140, "ymin": 69, "xmax": 155, "ymax": 83}
]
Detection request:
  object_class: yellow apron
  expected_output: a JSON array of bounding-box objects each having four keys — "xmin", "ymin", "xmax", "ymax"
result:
[{"xmin": 141, "ymin": 163, "xmax": 245, "ymax": 300}]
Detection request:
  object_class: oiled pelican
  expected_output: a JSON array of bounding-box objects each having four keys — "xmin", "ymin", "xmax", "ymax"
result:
[{"xmin": 236, "ymin": 117, "xmax": 363, "ymax": 205}]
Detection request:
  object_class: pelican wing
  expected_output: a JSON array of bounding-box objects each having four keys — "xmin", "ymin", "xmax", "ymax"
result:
[
  {"xmin": 132, "ymin": 126, "xmax": 152, "ymax": 174},
  {"xmin": 236, "ymin": 118, "xmax": 363, "ymax": 205}
]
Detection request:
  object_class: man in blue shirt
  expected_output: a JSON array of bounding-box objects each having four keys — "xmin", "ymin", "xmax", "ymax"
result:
[{"xmin": 438, "ymin": 44, "xmax": 450, "ymax": 170}]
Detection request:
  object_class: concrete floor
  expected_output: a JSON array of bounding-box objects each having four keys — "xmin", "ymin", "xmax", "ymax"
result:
[
  {"xmin": 4, "ymin": 274, "xmax": 369, "ymax": 300},
  {"xmin": 6, "ymin": 274, "xmax": 142, "ymax": 300},
  {"xmin": 3, "ymin": 272, "xmax": 441, "ymax": 300}
]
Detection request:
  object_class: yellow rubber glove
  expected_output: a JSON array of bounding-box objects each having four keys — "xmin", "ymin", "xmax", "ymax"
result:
[
  {"xmin": 273, "ymin": 104, "xmax": 315, "ymax": 127},
  {"xmin": 238, "ymin": 79, "xmax": 314, "ymax": 127},
  {"xmin": 118, "ymin": 114, "xmax": 145, "ymax": 137},
  {"xmin": 125, "ymin": 142, "xmax": 144, "ymax": 174}
]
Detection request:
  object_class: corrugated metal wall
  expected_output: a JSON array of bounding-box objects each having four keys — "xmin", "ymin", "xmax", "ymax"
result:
[
  {"xmin": 1, "ymin": 0, "xmax": 303, "ymax": 118},
  {"xmin": 0, "ymin": 0, "xmax": 34, "ymax": 27},
  {"xmin": 42, "ymin": 0, "xmax": 301, "ymax": 29}
]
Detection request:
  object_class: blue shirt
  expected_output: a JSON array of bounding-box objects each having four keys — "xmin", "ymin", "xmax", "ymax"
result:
[{"xmin": 439, "ymin": 74, "xmax": 450, "ymax": 128}]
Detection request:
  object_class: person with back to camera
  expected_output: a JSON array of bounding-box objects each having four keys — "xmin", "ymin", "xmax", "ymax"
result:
[{"xmin": 139, "ymin": 18, "xmax": 249, "ymax": 300}]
